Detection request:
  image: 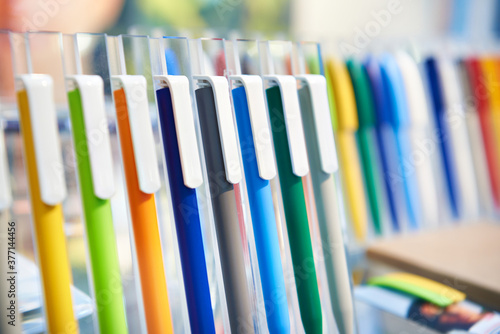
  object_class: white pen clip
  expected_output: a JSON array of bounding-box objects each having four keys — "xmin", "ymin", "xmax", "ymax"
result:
[
  {"xmin": 112, "ymin": 75, "xmax": 161, "ymax": 194},
  {"xmin": 296, "ymin": 74, "xmax": 338, "ymax": 174},
  {"xmin": 0, "ymin": 122, "xmax": 12, "ymax": 210},
  {"xmin": 67, "ymin": 75, "xmax": 115, "ymax": 199},
  {"xmin": 230, "ymin": 75, "xmax": 276, "ymax": 180},
  {"xmin": 395, "ymin": 52, "xmax": 430, "ymax": 127},
  {"xmin": 194, "ymin": 75, "xmax": 242, "ymax": 184},
  {"xmin": 155, "ymin": 75, "xmax": 203, "ymax": 189},
  {"xmin": 16, "ymin": 74, "xmax": 67, "ymax": 205},
  {"xmin": 263, "ymin": 75, "xmax": 309, "ymax": 177}
]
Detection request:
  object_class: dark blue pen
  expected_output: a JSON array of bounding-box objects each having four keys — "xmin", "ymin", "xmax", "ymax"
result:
[
  {"xmin": 365, "ymin": 57, "xmax": 401, "ymax": 231},
  {"xmin": 424, "ymin": 58, "xmax": 460, "ymax": 218},
  {"xmin": 156, "ymin": 85, "xmax": 216, "ymax": 334}
]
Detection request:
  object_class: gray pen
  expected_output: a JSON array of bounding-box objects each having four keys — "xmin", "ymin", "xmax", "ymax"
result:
[{"xmin": 298, "ymin": 77, "xmax": 357, "ymax": 334}]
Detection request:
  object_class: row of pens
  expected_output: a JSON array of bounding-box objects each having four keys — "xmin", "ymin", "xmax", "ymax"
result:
[{"xmin": 0, "ymin": 31, "xmax": 499, "ymax": 334}]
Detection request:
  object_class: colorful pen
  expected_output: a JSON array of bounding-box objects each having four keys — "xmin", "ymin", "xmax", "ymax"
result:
[
  {"xmin": 346, "ymin": 59, "xmax": 386, "ymax": 235},
  {"xmin": 194, "ymin": 78, "xmax": 254, "ymax": 333},
  {"xmin": 112, "ymin": 75, "xmax": 174, "ymax": 334},
  {"xmin": 379, "ymin": 54, "xmax": 423, "ymax": 229},
  {"xmin": 66, "ymin": 75, "xmax": 128, "ymax": 333},
  {"xmin": 365, "ymin": 56, "xmax": 406, "ymax": 232},
  {"xmin": 426, "ymin": 57, "xmax": 480, "ymax": 219},
  {"xmin": 16, "ymin": 74, "xmax": 78, "ymax": 333},
  {"xmin": 478, "ymin": 58, "xmax": 500, "ymax": 209},
  {"xmin": 395, "ymin": 52, "xmax": 440, "ymax": 227},
  {"xmin": 264, "ymin": 75, "xmax": 323, "ymax": 333},
  {"xmin": 230, "ymin": 75, "xmax": 290, "ymax": 333},
  {"xmin": 297, "ymin": 71, "xmax": 357, "ymax": 334},
  {"xmin": 456, "ymin": 60, "xmax": 494, "ymax": 214},
  {"xmin": 326, "ymin": 58, "xmax": 368, "ymax": 241},
  {"xmin": 155, "ymin": 74, "xmax": 216, "ymax": 333}
]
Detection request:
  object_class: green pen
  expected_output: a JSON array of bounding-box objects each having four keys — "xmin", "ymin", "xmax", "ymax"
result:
[
  {"xmin": 346, "ymin": 59, "xmax": 385, "ymax": 235},
  {"xmin": 66, "ymin": 77, "xmax": 128, "ymax": 334},
  {"xmin": 266, "ymin": 82, "xmax": 323, "ymax": 334}
]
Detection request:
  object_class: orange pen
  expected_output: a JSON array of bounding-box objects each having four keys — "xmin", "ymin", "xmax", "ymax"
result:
[{"xmin": 112, "ymin": 76, "xmax": 173, "ymax": 334}]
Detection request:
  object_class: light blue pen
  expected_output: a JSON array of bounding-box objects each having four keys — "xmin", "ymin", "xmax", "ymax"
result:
[
  {"xmin": 231, "ymin": 77, "xmax": 290, "ymax": 333},
  {"xmin": 379, "ymin": 54, "xmax": 422, "ymax": 230}
]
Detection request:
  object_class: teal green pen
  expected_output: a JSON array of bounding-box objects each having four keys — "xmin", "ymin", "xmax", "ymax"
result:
[
  {"xmin": 266, "ymin": 85, "xmax": 322, "ymax": 334},
  {"xmin": 346, "ymin": 59, "xmax": 385, "ymax": 235}
]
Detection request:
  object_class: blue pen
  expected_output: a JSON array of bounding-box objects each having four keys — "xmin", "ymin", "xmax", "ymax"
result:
[
  {"xmin": 365, "ymin": 57, "xmax": 402, "ymax": 232},
  {"xmin": 156, "ymin": 84, "xmax": 216, "ymax": 333},
  {"xmin": 231, "ymin": 83, "xmax": 290, "ymax": 333},
  {"xmin": 424, "ymin": 58, "xmax": 460, "ymax": 218},
  {"xmin": 379, "ymin": 54, "xmax": 422, "ymax": 230}
]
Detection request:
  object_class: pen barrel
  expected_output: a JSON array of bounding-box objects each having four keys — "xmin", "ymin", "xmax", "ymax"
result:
[
  {"xmin": 17, "ymin": 90, "xmax": 78, "ymax": 334},
  {"xmin": 156, "ymin": 87, "xmax": 216, "ymax": 334},
  {"xmin": 299, "ymin": 86, "xmax": 356, "ymax": 334},
  {"xmin": 395, "ymin": 128, "xmax": 422, "ymax": 229},
  {"xmin": 232, "ymin": 86, "xmax": 291, "ymax": 334},
  {"xmin": 195, "ymin": 86, "xmax": 254, "ymax": 334},
  {"xmin": 67, "ymin": 89, "xmax": 128, "ymax": 333},
  {"xmin": 114, "ymin": 88, "xmax": 174, "ymax": 334},
  {"xmin": 336, "ymin": 130, "xmax": 368, "ymax": 241},
  {"xmin": 266, "ymin": 85, "xmax": 323, "ymax": 334},
  {"xmin": 357, "ymin": 127, "xmax": 384, "ymax": 235}
]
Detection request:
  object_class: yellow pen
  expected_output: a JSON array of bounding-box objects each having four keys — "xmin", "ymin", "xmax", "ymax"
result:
[
  {"xmin": 16, "ymin": 74, "xmax": 78, "ymax": 333},
  {"xmin": 326, "ymin": 59, "xmax": 368, "ymax": 241}
]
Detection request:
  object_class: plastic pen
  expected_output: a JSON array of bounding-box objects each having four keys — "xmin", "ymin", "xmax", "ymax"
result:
[
  {"xmin": 478, "ymin": 58, "xmax": 500, "ymax": 209},
  {"xmin": 456, "ymin": 60, "xmax": 494, "ymax": 214},
  {"xmin": 230, "ymin": 74, "xmax": 290, "ymax": 333},
  {"xmin": 365, "ymin": 57, "xmax": 406, "ymax": 232},
  {"xmin": 0, "ymin": 121, "xmax": 21, "ymax": 334},
  {"xmin": 189, "ymin": 38, "xmax": 255, "ymax": 333},
  {"xmin": 194, "ymin": 76, "xmax": 254, "ymax": 333},
  {"xmin": 379, "ymin": 54, "xmax": 422, "ymax": 229},
  {"xmin": 394, "ymin": 52, "xmax": 440, "ymax": 227},
  {"xmin": 426, "ymin": 57, "xmax": 480, "ymax": 219},
  {"xmin": 424, "ymin": 57, "xmax": 461, "ymax": 219},
  {"xmin": 297, "ymin": 68, "xmax": 357, "ymax": 333},
  {"xmin": 155, "ymin": 74, "xmax": 216, "ymax": 333},
  {"xmin": 112, "ymin": 75, "xmax": 174, "ymax": 334},
  {"xmin": 464, "ymin": 59, "xmax": 500, "ymax": 210},
  {"xmin": 326, "ymin": 58, "xmax": 368, "ymax": 241},
  {"xmin": 346, "ymin": 59, "xmax": 386, "ymax": 235},
  {"xmin": 16, "ymin": 74, "xmax": 78, "ymax": 333},
  {"xmin": 263, "ymin": 69, "xmax": 323, "ymax": 332},
  {"xmin": 65, "ymin": 76, "xmax": 128, "ymax": 333},
  {"xmin": 438, "ymin": 58, "xmax": 480, "ymax": 219}
]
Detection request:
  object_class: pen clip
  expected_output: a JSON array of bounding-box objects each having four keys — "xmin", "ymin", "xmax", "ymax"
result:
[
  {"xmin": 296, "ymin": 74, "xmax": 338, "ymax": 174},
  {"xmin": 16, "ymin": 74, "xmax": 67, "ymax": 206},
  {"xmin": 395, "ymin": 52, "xmax": 430, "ymax": 127},
  {"xmin": 263, "ymin": 75, "xmax": 309, "ymax": 177},
  {"xmin": 67, "ymin": 75, "xmax": 115, "ymax": 199},
  {"xmin": 112, "ymin": 75, "xmax": 161, "ymax": 194},
  {"xmin": 230, "ymin": 75, "xmax": 276, "ymax": 180},
  {"xmin": 194, "ymin": 75, "xmax": 242, "ymax": 184},
  {"xmin": 154, "ymin": 75, "xmax": 203, "ymax": 189},
  {"xmin": 0, "ymin": 122, "xmax": 12, "ymax": 210}
]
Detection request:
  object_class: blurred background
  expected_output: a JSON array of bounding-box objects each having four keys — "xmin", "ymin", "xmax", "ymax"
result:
[{"xmin": 1, "ymin": 0, "xmax": 499, "ymax": 42}]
